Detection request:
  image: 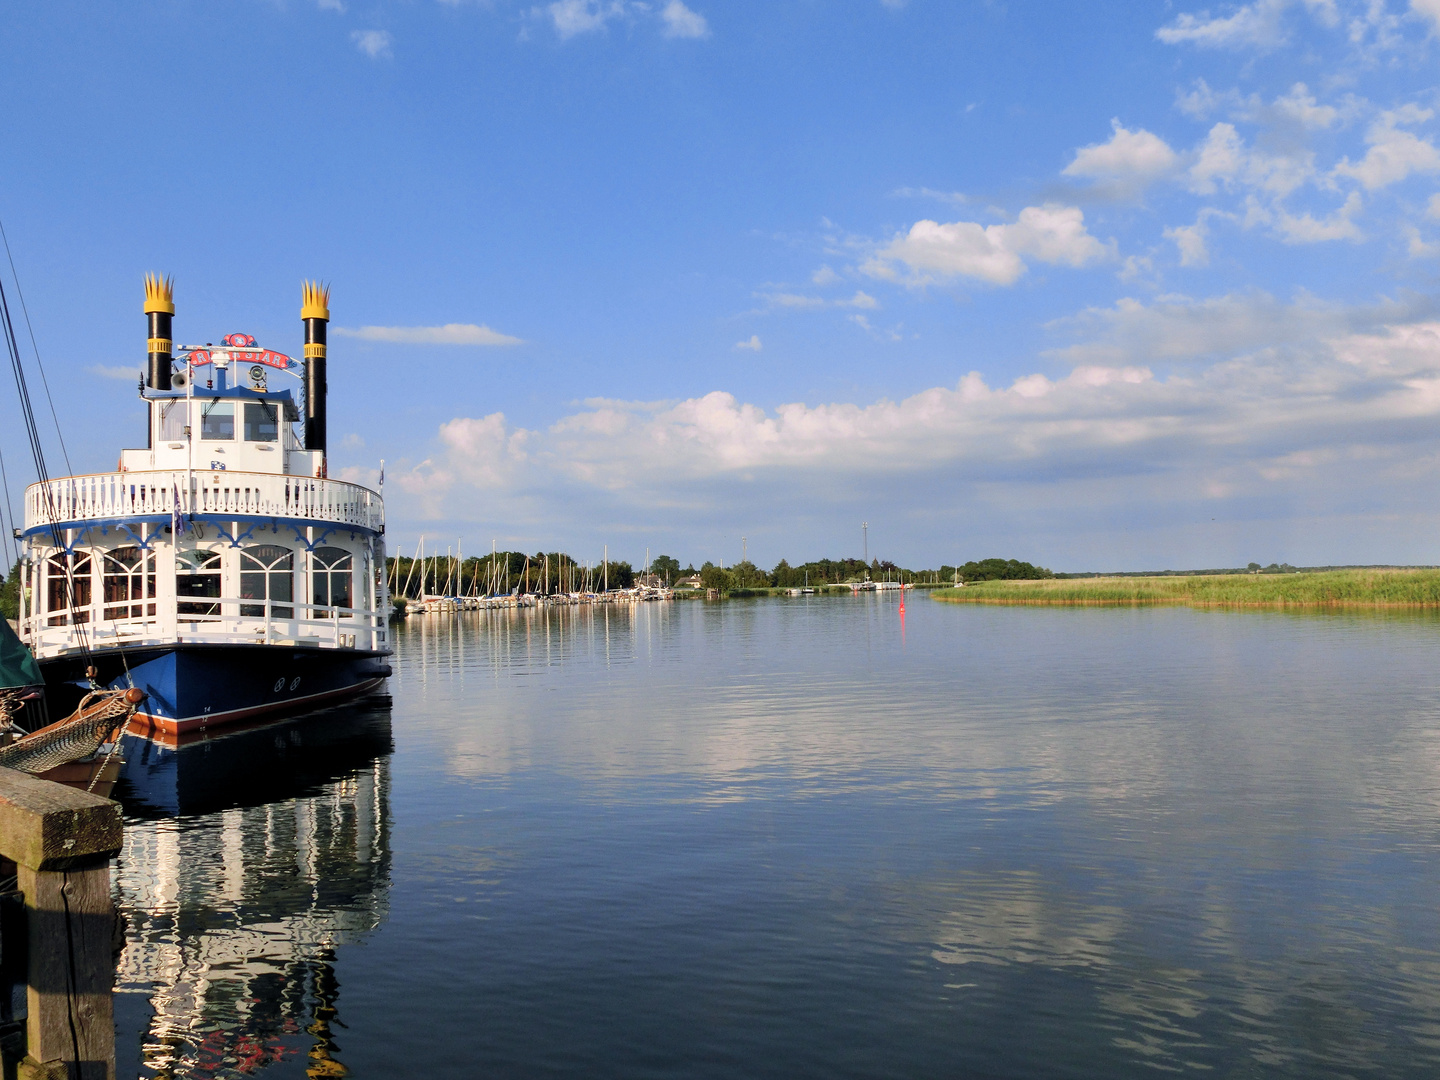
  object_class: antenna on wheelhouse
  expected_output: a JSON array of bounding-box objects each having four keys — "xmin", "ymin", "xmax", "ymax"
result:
[
  {"xmin": 144, "ymin": 274, "xmax": 174, "ymax": 391},
  {"xmin": 301, "ymin": 281, "xmax": 329, "ymax": 460}
]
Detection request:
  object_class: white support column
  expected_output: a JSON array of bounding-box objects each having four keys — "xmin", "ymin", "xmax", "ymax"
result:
[
  {"xmin": 305, "ymin": 526, "xmax": 315, "ymax": 642},
  {"xmin": 223, "ymin": 521, "xmax": 240, "ymax": 626}
]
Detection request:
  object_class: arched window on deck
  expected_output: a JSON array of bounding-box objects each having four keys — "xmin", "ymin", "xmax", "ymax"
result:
[
  {"xmin": 176, "ymin": 549, "xmax": 222, "ymax": 617},
  {"xmin": 312, "ymin": 547, "xmax": 353, "ymax": 618},
  {"xmin": 241, "ymin": 545, "xmax": 293, "ymax": 619},
  {"xmin": 103, "ymin": 546, "xmax": 156, "ymax": 620},
  {"xmin": 45, "ymin": 552, "xmax": 92, "ymax": 626}
]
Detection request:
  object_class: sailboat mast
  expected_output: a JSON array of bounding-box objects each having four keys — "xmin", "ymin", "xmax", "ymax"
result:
[{"xmin": 402, "ymin": 536, "xmax": 421, "ymax": 599}]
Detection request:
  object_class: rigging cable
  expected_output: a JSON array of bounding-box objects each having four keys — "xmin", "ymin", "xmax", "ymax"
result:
[
  {"xmin": 0, "ymin": 444, "xmax": 16, "ymax": 570},
  {"xmin": 0, "ymin": 266, "xmax": 91, "ymax": 665},
  {"xmin": 0, "ymin": 218, "xmax": 70, "ymax": 476}
]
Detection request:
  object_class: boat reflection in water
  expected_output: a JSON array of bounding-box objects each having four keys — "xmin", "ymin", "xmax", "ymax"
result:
[{"xmin": 111, "ymin": 697, "xmax": 393, "ymax": 1079}]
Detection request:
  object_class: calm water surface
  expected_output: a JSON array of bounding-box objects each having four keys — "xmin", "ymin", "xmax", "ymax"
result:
[{"xmin": 112, "ymin": 595, "xmax": 1440, "ymax": 1077}]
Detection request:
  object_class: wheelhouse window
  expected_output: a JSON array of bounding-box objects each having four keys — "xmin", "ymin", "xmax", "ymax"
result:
[
  {"xmin": 103, "ymin": 546, "xmax": 156, "ymax": 620},
  {"xmin": 241, "ymin": 545, "xmax": 293, "ymax": 618},
  {"xmin": 201, "ymin": 401, "xmax": 234, "ymax": 441},
  {"xmin": 45, "ymin": 552, "xmax": 92, "ymax": 626},
  {"xmin": 312, "ymin": 546, "xmax": 353, "ymax": 617},
  {"xmin": 244, "ymin": 402, "xmax": 279, "ymax": 442},
  {"xmin": 158, "ymin": 401, "xmax": 188, "ymax": 441},
  {"xmin": 176, "ymin": 549, "xmax": 222, "ymax": 616}
]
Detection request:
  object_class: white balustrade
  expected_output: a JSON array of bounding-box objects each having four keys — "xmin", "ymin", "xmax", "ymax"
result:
[
  {"xmin": 25, "ymin": 597, "xmax": 388, "ymax": 656},
  {"xmin": 24, "ymin": 471, "xmax": 384, "ymax": 534}
]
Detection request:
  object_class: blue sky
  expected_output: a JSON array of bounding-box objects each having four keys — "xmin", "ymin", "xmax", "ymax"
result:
[{"xmin": 4, "ymin": 0, "xmax": 1440, "ymax": 572}]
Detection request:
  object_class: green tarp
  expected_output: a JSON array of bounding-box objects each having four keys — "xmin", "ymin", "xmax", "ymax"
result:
[{"xmin": 0, "ymin": 617, "xmax": 42, "ymax": 690}]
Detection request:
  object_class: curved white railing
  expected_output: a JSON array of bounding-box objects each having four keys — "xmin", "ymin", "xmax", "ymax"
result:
[
  {"xmin": 24, "ymin": 597, "xmax": 388, "ymax": 657},
  {"xmin": 24, "ymin": 471, "xmax": 384, "ymax": 534}
]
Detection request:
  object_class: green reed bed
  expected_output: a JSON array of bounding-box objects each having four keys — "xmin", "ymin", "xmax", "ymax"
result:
[{"xmin": 932, "ymin": 569, "xmax": 1440, "ymax": 608}]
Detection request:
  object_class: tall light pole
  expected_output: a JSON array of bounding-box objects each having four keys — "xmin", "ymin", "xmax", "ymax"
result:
[
  {"xmin": 862, "ymin": 522, "xmax": 868, "ymax": 565},
  {"xmin": 742, "ymin": 536, "xmax": 747, "ymax": 565}
]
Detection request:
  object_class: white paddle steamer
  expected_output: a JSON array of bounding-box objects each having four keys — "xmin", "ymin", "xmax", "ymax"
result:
[{"xmin": 15, "ymin": 279, "xmax": 391, "ymax": 734}]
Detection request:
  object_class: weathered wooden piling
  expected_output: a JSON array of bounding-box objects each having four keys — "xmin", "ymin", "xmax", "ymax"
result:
[{"xmin": 0, "ymin": 767, "xmax": 122, "ymax": 1080}]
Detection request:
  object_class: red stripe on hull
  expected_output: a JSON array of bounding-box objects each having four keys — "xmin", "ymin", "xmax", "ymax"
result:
[{"xmin": 134, "ymin": 676, "xmax": 388, "ymax": 736}]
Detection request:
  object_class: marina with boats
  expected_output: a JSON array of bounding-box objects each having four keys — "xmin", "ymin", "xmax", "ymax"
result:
[{"xmin": 391, "ymin": 539, "xmax": 675, "ymax": 613}]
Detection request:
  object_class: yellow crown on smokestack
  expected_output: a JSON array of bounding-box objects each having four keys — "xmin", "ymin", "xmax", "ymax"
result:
[
  {"xmin": 143, "ymin": 273, "xmax": 174, "ymax": 315},
  {"xmin": 301, "ymin": 280, "xmax": 330, "ymax": 321}
]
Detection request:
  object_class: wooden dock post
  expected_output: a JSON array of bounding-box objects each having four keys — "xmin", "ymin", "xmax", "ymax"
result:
[{"xmin": 0, "ymin": 767, "xmax": 123, "ymax": 1080}]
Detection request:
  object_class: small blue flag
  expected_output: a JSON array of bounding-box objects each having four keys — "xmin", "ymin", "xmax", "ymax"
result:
[{"xmin": 172, "ymin": 485, "xmax": 189, "ymax": 539}]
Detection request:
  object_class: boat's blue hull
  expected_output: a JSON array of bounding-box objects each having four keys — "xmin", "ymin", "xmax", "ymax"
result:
[{"xmin": 39, "ymin": 643, "xmax": 391, "ymax": 735}]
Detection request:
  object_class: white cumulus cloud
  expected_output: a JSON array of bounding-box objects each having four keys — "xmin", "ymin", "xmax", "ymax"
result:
[
  {"xmin": 1271, "ymin": 82, "xmax": 1342, "ymax": 130},
  {"xmin": 1166, "ymin": 220, "xmax": 1212, "ymax": 266},
  {"xmin": 1155, "ymin": 0, "xmax": 1334, "ymax": 50},
  {"xmin": 1064, "ymin": 121, "xmax": 1180, "ymax": 188},
  {"xmin": 660, "ymin": 1, "xmax": 709, "ymax": 38},
  {"xmin": 1188, "ymin": 122, "xmax": 1315, "ymax": 196},
  {"xmin": 543, "ymin": 0, "xmax": 710, "ymax": 39},
  {"xmin": 398, "ymin": 306, "xmax": 1440, "ymax": 506},
  {"xmin": 1414, "ymin": 0, "xmax": 1440, "ymax": 30},
  {"xmin": 1405, "ymin": 225, "xmax": 1440, "ymax": 257},
  {"xmin": 760, "ymin": 290, "xmax": 878, "ymax": 311},
  {"xmin": 734, "ymin": 335, "xmax": 762, "ymax": 351},
  {"xmin": 871, "ymin": 220, "xmax": 1024, "ymax": 285},
  {"xmin": 351, "ymin": 30, "xmax": 392, "ymax": 58},
  {"xmin": 1189, "ymin": 123, "xmax": 1246, "ymax": 193},
  {"xmin": 334, "ymin": 323, "xmax": 523, "ymax": 345},
  {"xmin": 1272, "ymin": 191, "xmax": 1364, "ymax": 243},
  {"xmin": 1005, "ymin": 205, "xmax": 1112, "ymax": 266},
  {"xmin": 377, "ymin": 292, "xmax": 1440, "ymax": 570},
  {"xmin": 547, "ymin": 0, "xmax": 625, "ymax": 38},
  {"xmin": 869, "ymin": 204, "xmax": 1109, "ymax": 286},
  {"xmin": 1046, "ymin": 290, "xmax": 1362, "ymax": 365},
  {"xmin": 1333, "ymin": 106, "xmax": 1440, "ymax": 190},
  {"xmin": 1156, "ymin": 0, "xmax": 1291, "ymax": 48}
]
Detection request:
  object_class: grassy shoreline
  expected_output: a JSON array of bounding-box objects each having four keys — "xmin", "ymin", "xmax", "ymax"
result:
[{"xmin": 931, "ymin": 569, "xmax": 1440, "ymax": 608}]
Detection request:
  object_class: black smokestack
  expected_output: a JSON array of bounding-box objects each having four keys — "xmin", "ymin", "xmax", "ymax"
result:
[
  {"xmin": 144, "ymin": 274, "xmax": 173, "ymax": 391},
  {"xmin": 302, "ymin": 281, "xmax": 330, "ymax": 455}
]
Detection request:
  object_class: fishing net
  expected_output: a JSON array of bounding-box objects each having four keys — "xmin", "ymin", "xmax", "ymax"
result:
[{"xmin": 0, "ymin": 687, "xmax": 142, "ymax": 776}]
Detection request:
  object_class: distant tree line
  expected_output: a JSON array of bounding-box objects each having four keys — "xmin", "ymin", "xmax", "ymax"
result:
[
  {"xmin": 1, "ymin": 561, "xmax": 18, "ymax": 621},
  {"xmin": 696, "ymin": 556, "xmax": 1020, "ymax": 590},
  {"xmin": 950, "ymin": 558, "xmax": 1054, "ymax": 582}
]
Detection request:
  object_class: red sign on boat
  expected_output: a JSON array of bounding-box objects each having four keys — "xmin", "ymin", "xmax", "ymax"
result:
[{"xmin": 187, "ymin": 335, "xmax": 296, "ymax": 370}]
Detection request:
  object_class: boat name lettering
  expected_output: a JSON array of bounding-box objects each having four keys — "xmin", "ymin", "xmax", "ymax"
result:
[{"xmin": 187, "ymin": 348, "xmax": 295, "ymax": 370}]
